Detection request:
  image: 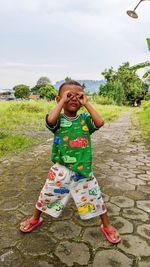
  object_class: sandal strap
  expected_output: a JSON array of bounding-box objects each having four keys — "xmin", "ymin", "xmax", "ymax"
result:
[
  {"xmin": 26, "ymin": 217, "xmax": 39, "ymax": 226},
  {"xmin": 29, "ymin": 218, "xmax": 39, "ymax": 225},
  {"xmin": 103, "ymin": 226, "xmax": 116, "ymax": 234}
]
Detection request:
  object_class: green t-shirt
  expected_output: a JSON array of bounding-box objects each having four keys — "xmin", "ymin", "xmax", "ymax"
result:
[{"xmin": 46, "ymin": 113, "xmax": 99, "ymax": 177}]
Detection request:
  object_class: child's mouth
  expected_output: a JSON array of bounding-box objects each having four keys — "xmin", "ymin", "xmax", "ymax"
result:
[{"xmin": 70, "ymin": 102, "xmax": 78, "ymax": 107}]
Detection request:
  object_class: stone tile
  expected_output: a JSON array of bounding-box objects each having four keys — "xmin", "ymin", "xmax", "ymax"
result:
[
  {"xmin": 129, "ymin": 169, "xmax": 146, "ymax": 175},
  {"xmin": 0, "ymin": 227, "xmax": 22, "ymax": 250},
  {"xmin": 137, "ymin": 185, "xmax": 150, "ymax": 194},
  {"xmin": 55, "ymin": 241, "xmax": 90, "ymax": 266},
  {"xmin": 49, "ymin": 221, "xmax": 81, "ymax": 240},
  {"xmin": 19, "ymin": 202, "xmax": 35, "ymax": 216},
  {"xmin": 83, "ymin": 227, "xmax": 112, "ymax": 249},
  {"xmin": 21, "ymin": 260, "xmax": 54, "ymax": 267},
  {"xmin": 108, "ymin": 176, "xmax": 126, "ymax": 183},
  {"xmin": 137, "ymin": 165, "xmax": 150, "ymax": 171},
  {"xmin": 122, "ymin": 208, "xmax": 149, "ymax": 222},
  {"xmin": 112, "ymin": 181, "xmax": 136, "ymax": 191},
  {"xmin": 73, "ymin": 214, "xmax": 100, "ymax": 227},
  {"xmin": 93, "ymin": 250, "xmax": 132, "ymax": 267},
  {"xmin": 137, "ymin": 174, "xmax": 150, "ymax": 181},
  {"xmin": 112, "ymin": 217, "xmax": 133, "ymax": 234},
  {"xmin": 138, "ymin": 260, "xmax": 150, "ymax": 267},
  {"xmin": 111, "ymin": 167, "xmax": 127, "ymax": 172},
  {"xmin": 102, "ymin": 193, "xmax": 110, "ymax": 202},
  {"xmin": 0, "ymin": 211, "xmax": 24, "ymax": 226},
  {"xmin": 127, "ymin": 178, "xmax": 146, "ymax": 186},
  {"xmin": 59, "ymin": 207, "xmax": 74, "ymax": 219},
  {"xmin": 0, "ymin": 190, "xmax": 21, "ymax": 198},
  {"xmin": 118, "ymin": 171, "xmax": 136, "ymax": 179},
  {"xmin": 17, "ymin": 233, "xmax": 55, "ymax": 256},
  {"xmin": 118, "ymin": 235, "xmax": 150, "ymax": 256},
  {"xmin": 0, "ymin": 248, "xmax": 23, "ymax": 267},
  {"xmin": 102, "ymin": 182, "xmax": 135, "ymax": 197},
  {"xmin": 137, "ymin": 224, "xmax": 150, "ymax": 240},
  {"xmin": 125, "ymin": 190, "xmax": 150, "ymax": 201},
  {"xmin": 110, "ymin": 196, "xmax": 134, "ymax": 208},
  {"xmin": 0, "ymin": 199, "xmax": 20, "ymax": 211},
  {"xmin": 137, "ymin": 200, "xmax": 150, "ymax": 213},
  {"xmin": 106, "ymin": 203, "xmax": 120, "ymax": 216}
]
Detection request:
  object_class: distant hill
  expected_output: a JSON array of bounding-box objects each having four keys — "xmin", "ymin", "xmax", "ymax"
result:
[{"xmin": 53, "ymin": 80, "xmax": 105, "ymax": 93}]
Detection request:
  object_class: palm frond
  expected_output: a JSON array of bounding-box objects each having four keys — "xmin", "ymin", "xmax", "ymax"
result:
[
  {"xmin": 143, "ymin": 70, "xmax": 150, "ymax": 79},
  {"xmin": 129, "ymin": 61, "xmax": 150, "ymax": 71}
]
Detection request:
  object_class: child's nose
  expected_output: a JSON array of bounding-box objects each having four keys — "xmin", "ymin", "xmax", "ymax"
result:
[{"xmin": 72, "ymin": 94, "xmax": 77, "ymax": 100}]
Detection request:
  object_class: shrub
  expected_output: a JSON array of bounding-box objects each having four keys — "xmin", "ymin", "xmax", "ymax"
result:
[{"xmin": 93, "ymin": 95, "xmax": 116, "ymax": 105}]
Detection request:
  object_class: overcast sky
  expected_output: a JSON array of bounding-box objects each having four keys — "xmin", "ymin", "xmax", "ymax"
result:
[{"xmin": 0, "ymin": 0, "xmax": 149, "ymax": 89}]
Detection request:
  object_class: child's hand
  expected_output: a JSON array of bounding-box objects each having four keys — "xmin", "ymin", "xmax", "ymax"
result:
[
  {"xmin": 77, "ymin": 92, "xmax": 88, "ymax": 106},
  {"xmin": 62, "ymin": 90, "xmax": 74, "ymax": 103}
]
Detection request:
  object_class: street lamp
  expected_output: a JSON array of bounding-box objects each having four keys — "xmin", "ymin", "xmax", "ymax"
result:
[{"xmin": 127, "ymin": 0, "xmax": 150, "ymax": 19}]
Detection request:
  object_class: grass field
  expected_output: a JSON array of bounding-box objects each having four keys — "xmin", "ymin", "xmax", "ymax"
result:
[
  {"xmin": 136, "ymin": 101, "xmax": 150, "ymax": 147},
  {"xmin": 0, "ymin": 100, "xmax": 129, "ymax": 158}
]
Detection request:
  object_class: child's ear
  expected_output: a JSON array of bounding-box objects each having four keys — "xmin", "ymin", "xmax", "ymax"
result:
[{"xmin": 56, "ymin": 96, "xmax": 61, "ymax": 103}]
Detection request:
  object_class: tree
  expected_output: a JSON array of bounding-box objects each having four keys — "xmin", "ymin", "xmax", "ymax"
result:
[
  {"xmin": 31, "ymin": 76, "xmax": 51, "ymax": 94},
  {"xmin": 37, "ymin": 76, "xmax": 51, "ymax": 86},
  {"xmin": 39, "ymin": 84, "xmax": 57, "ymax": 100},
  {"xmin": 99, "ymin": 62, "xmax": 148, "ymax": 105},
  {"xmin": 13, "ymin": 84, "xmax": 30, "ymax": 99},
  {"xmin": 99, "ymin": 80, "xmax": 125, "ymax": 105},
  {"xmin": 65, "ymin": 77, "xmax": 72, "ymax": 82}
]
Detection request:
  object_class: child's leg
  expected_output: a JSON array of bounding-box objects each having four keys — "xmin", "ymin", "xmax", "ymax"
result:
[
  {"xmin": 33, "ymin": 207, "xmax": 42, "ymax": 220},
  {"xmin": 100, "ymin": 212, "xmax": 110, "ymax": 227}
]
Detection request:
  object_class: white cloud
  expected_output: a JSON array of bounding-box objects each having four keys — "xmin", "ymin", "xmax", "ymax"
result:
[{"xmin": 0, "ymin": 0, "xmax": 150, "ymax": 89}]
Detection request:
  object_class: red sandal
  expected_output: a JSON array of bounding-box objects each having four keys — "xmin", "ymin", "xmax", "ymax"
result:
[
  {"xmin": 100, "ymin": 224, "xmax": 121, "ymax": 244},
  {"xmin": 20, "ymin": 217, "xmax": 43, "ymax": 233}
]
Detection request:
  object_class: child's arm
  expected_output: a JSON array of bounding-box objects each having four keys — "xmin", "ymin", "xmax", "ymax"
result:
[
  {"xmin": 47, "ymin": 90, "xmax": 72, "ymax": 126},
  {"xmin": 77, "ymin": 93, "xmax": 104, "ymax": 128}
]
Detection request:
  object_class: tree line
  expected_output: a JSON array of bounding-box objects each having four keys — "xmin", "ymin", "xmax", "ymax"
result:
[
  {"xmin": 12, "ymin": 61, "xmax": 150, "ymax": 105},
  {"xmin": 13, "ymin": 77, "xmax": 57, "ymax": 100}
]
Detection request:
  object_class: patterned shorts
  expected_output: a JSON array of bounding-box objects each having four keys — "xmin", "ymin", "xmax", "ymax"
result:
[{"xmin": 36, "ymin": 163, "xmax": 107, "ymax": 220}]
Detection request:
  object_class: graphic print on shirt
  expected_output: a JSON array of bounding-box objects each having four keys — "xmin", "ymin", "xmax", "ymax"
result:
[{"xmin": 46, "ymin": 113, "xmax": 99, "ymax": 177}]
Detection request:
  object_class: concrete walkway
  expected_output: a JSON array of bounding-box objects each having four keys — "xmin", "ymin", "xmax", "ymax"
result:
[{"xmin": 0, "ymin": 110, "xmax": 150, "ymax": 267}]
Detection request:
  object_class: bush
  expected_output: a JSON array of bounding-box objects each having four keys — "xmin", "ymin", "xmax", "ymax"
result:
[
  {"xmin": 145, "ymin": 93, "xmax": 150, "ymax": 101},
  {"xmin": 93, "ymin": 95, "xmax": 116, "ymax": 105}
]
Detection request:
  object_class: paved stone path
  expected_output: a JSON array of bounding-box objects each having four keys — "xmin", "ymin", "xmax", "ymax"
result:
[{"xmin": 0, "ymin": 110, "xmax": 150, "ymax": 267}]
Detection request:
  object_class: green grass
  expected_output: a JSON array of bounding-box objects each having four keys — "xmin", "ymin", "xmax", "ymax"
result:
[
  {"xmin": 0, "ymin": 100, "xmax": 129, "ymax": 130},
  {"xmin": 0, "ymin": 100, "xmax": 129, "ymax": 158},
  {"xmin": 91, "ymin": 103, "xmax": 129, "ymax": 122},
  {"xmin": 0, "ymin": 131, "xmax": 38, "ymax": 158},
  {"xmin": 0, "ymin": 100, "xmax": 55, "ymax": 131},
  {"xmin": 136, "ymin": 101, "xmax": 150, "ymax": 146}
]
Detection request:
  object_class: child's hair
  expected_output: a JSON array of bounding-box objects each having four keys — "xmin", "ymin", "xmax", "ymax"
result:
[{"xmin": 58, "ymin": 80, "xmax": 83, "ymax": 95}]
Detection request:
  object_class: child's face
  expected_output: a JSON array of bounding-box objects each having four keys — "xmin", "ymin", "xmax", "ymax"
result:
[{"xmin": 59, "ymin": 84, "xmax": 83, "ymax": 114}]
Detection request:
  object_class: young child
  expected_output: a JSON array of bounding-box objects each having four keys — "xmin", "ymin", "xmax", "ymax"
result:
[{"xmin": 20, "ymin": 80, "xmax": 121, "ymax": 244}]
